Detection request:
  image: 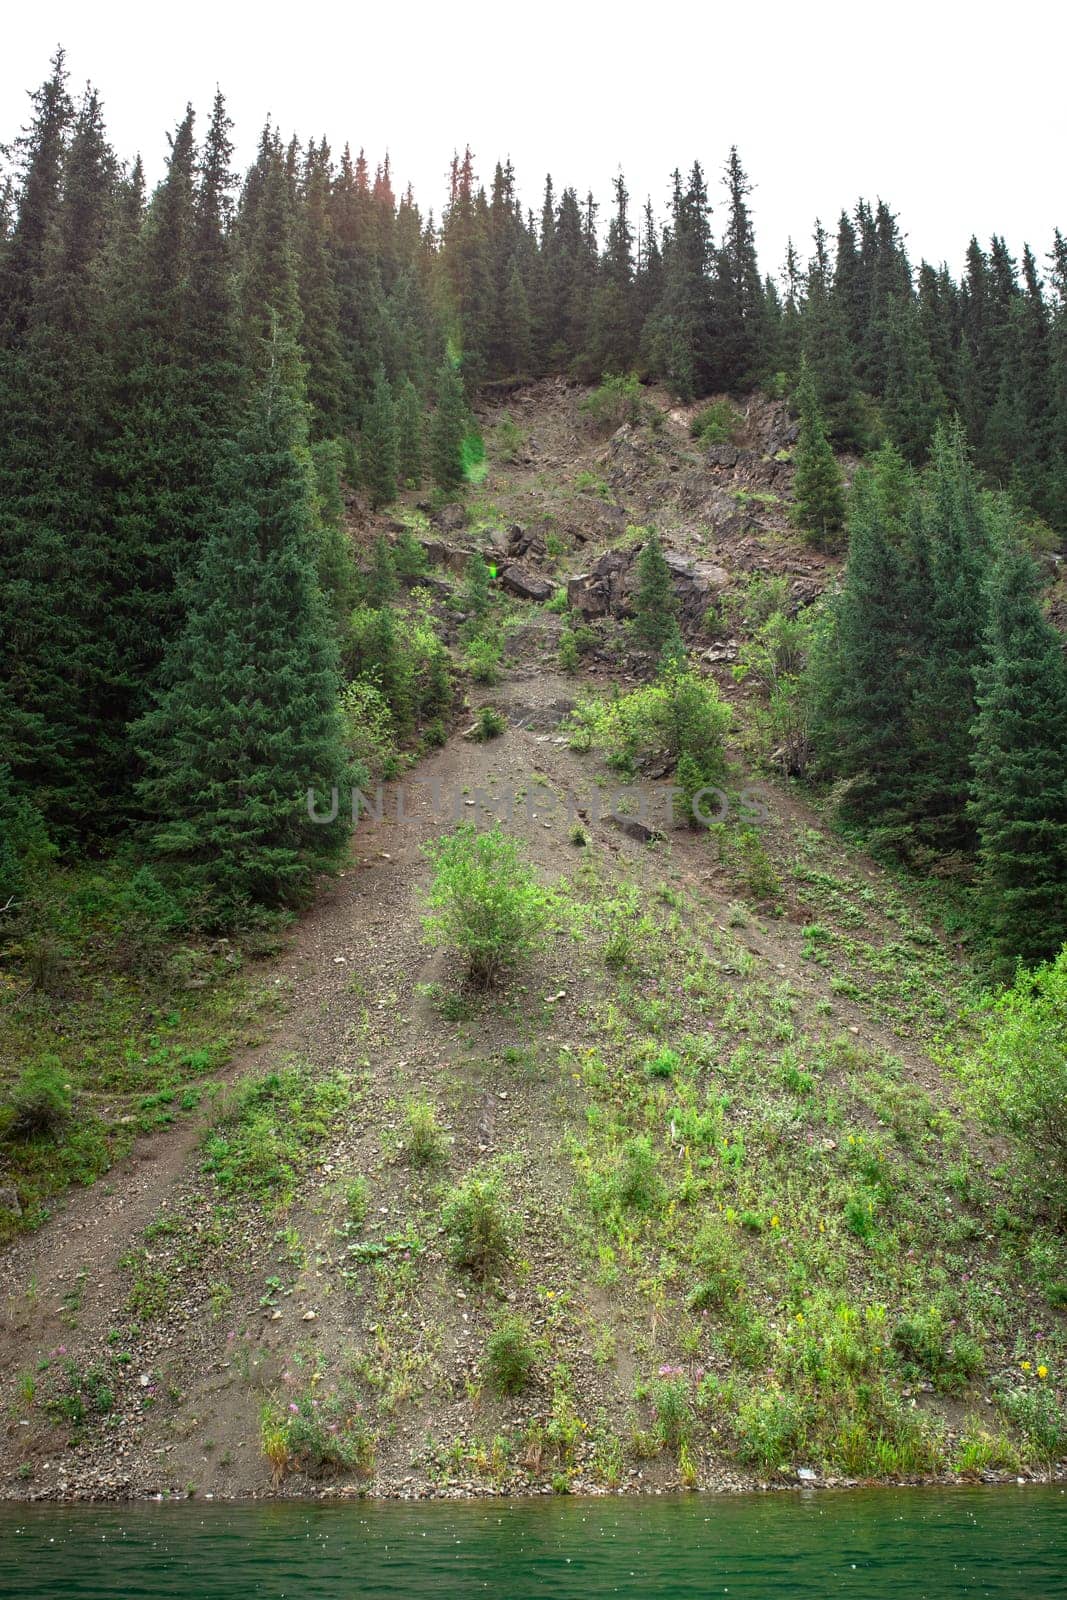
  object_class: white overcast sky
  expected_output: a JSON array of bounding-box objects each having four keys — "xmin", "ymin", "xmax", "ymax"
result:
[{"xmin": 3, "ymin": 0, "xmax": 1065, "ymax": 282}]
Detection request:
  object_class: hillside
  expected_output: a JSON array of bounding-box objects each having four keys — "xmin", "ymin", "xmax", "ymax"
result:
[{"xmin": 0, "ymin": 383, "xmax": 1064, "ymax": 1502}]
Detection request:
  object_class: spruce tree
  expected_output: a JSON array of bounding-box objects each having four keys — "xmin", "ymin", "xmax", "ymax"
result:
[
  {"xmin": 133, "ymin": 323, "xmax": 349, "ymax": 924},
  {"xmin": 360, "ymin": 366, "xmax": 397, "ymax": 508},
  {"xmin": 633, "ymin": 532, "xmax": 682, "ymax": 657},
  {"xmin": 969, "ymin": 540, "xmax": 1067, "ymax": 970},
  {"xmin": 645, "ymin": 164, "xmax": 714, "ymax": 401},
  {"xmin": 713, "ymin": 147, "xmax": 766, "ymax": 388},
  {"xmin": 430, "ymin": 357, "xmax": 468, "ymax": 494},
  {"xmin": 395, "ymin": 375, "xmax": 423, "ymax": 485},
  {"xmin": 502, "ymin": 254, "xmax": 533, "ymax": 374},
  {"xmin": 791, "ymin": 363, "xmax": 845, "ymax": 543},
  {"xmin": 909, "ymin": 421, "xmax": 992, "ymax": 854},
  {"xmin": 809, "ymin": 449, "xmax": 918, "ymax": 842}
]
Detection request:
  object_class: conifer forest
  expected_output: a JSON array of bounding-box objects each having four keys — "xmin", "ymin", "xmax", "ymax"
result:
[{"xmin": 0, "ymin": 48, "xmax": 1065, "ymax": 1516}]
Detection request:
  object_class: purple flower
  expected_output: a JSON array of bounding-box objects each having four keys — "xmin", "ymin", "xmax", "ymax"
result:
[{"xmin": 288, "ymin": 1403, "xmax": 299, "ymax": 1414}]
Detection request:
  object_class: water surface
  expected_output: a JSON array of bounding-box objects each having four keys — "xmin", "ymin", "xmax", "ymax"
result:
[{"xmin": 2, "ymin": 1486, "xmax": 1064, "ymax": 1598}]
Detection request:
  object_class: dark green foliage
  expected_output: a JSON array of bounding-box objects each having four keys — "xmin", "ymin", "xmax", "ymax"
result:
[
  {"xmin": 908, "ymin": 422, "xmax": 991, "ymax": 854},
  {"xmin": 395, "ymin": 375, "xmax": 423, "ymax": 485},
  {"xmin": 430, "ymin": 358, "xmax": 468, "ymax": 494},
  {"xmin": 969, "ymin": 541, "xmax": 1067, "ymax": 969},
  {"xmin": 361, "ymin": 367, "xmax": 397, "ymax": 508},
  {"xmin": 791, "ymin": 364, "xmax": 845, "ymax": 543},
  {"xmin": 133, "ymin": 329, "xmax": 350, "ymax": 925},
  {"xmin": 633, "ymin": 532, "xmax": 682, "ymax": 656},
  {"xmin": 808, "ymin": 448, "xmax": 917, "ymax": 839}
]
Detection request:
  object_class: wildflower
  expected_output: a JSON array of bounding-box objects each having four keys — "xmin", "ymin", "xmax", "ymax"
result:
[
  {"xmin": 770, "ymin": 1215, "xmax": 780, "ymax": 1229},
  {"xmin": 1037, "ymin": 1365, "xmax": 1048, "ymax": 1380},
  {"xmin": 288, "ymin": 1402, "xmax": 300, "ymax": 1414},
  {"xmin": 1021, "ymin": 1361, "xmax": 1032, "ymax": 1373},
  {"xmin": 795, "ymin": 1313, "xmax": 804, "ymax": 1324}
]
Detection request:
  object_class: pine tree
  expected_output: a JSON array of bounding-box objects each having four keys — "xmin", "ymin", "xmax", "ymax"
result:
[
  {"xmin": 501, "ymin": 254, "xmax": 532, "ymax": 374},
  {"xmin": 969, "ymin": 539, "xmax": 1067, "ymax": 969},
  {"xmin": 802, "ymin": 222, "xmax": 867, "ymax": 448},
  {"xmin": 133, "ymin": 323, "xmax": 349, "ymax": 924},
  {"xmin": 881, "ymin": 294, "xmax": 946, "ymax": 465},
  {"xmin": 396, "ymin": 375, "xmax": 423, "ymax": 484},
  {"xmin": 646, "ymin": 164, "xmax": 714, "ymax": 400},
  {"xmin": 791, "ymin": 363, "xmax": 845, "ymax": 543},
  {"xmin": 430, "ymin": 358, "xmax": 468, "ymax": 494},
  {"xmin": 633, "ymin": 532, "xmax": 682, "ymax": 656},
  {"xmin": 713, "ymin": 147, "xmax": 766, "ymax": 388},
  {"xmin": 298, "ymin": 138, "xmax": 347, "ymax": 438},
  {"xmin": 586, "ymin": 172, "xmax": 637, "ymax": 378},
  {"xmin": 360, "ymin": 366, "xmax": 397, "ymax": 507},
  {"xmin": 0, "ymin": 80, "xmax": 117, "ymax": 830},
  {"xmin": 909, "ymin": 421, "xmax": 992, "ymax": 854},
  {"xmin": 809, "ymin": 448, "xmax": 918, "ymax": 840}
]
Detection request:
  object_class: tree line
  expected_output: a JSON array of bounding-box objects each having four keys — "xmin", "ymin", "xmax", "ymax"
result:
[{"xmin": 0, "ymin": 51, "xmax": 1064, "ymax": 932}]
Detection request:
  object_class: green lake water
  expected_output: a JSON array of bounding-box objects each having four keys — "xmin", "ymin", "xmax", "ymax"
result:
[{"xmin": 1, "ymin": 1486, "xmax": 1063, "ymax": 1598}]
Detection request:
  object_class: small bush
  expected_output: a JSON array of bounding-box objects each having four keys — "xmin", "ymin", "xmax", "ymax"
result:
[
  {"xmin": 463, "ymin": 634, "xmax": 503, "ymax": 685},
  {"xmin": 690, "ymin": 399, "xmax": 741, "ymax": 445},
  {"xmin": 344, "ymin": 1176, "xmax": 370, "ymax": 1227},
  {"xmin": 558, "ymin": 631, "xmax": 580, "ymax": 674},
  {"xmin": 649, "ymin": 1374, "xmax": 692, "ymax": 1450},
  {"xmin": 580, "ymin": 372, "xmax": 648, "ymax": 432},
  {"xmin": 615, "ymin": 1136, "xmax": 666, "ymax": 1212},
  {"xmin": 472, "ymin": 705, "xmax": 506, "ymax": 741},
  {"xmin": 261, "ymin": 1389, "xmax": 375, "ymax": 1482},
  {"xmin": 441, "ymin": 1173, "xmax": 513, "ymax": 1276},
  {"xmin": 1002, "ymin": 1381, "xmax": 1067, "ymax": 1469},
  {"xmin": 494, "ymin": 414, "xmax": 525, "ymax": 463},
  {"xmin": 735, "ymin": 1387, "xmax": 807, "ymax": 1471},
  {"xmin": 567, "ymin": 670, "xmax": 730, "ymax": 784},
  {"xmin": 423, "ymin": 825, "xmax": 549, "ymax": 987},
  {"xmin": 484, "ymin": 1314, "xmax": 537, "ymax": 1395},
  {"xmin": 2, "ymin": 1059, "xmax": 72, "ymax": 1141},
  {"xmin": 404, "ymin": 1098, "xmax": 446, "ymax": 1168},
  {"xmin": 958, "ymin": 949, "xmax": 1067, "ymax": 1186}
]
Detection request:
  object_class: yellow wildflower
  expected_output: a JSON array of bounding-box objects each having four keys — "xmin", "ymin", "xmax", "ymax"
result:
[
  {"xmin": 1037, "ymin": 1365, "xmax": 1048, "ymax": 1380},
  {"xmin": 1021, "ymin": 1361, "xmax": 1032, "ymax": 1373}
]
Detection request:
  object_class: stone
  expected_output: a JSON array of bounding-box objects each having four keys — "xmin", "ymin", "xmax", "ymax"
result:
[
  {"xmin": 607, "ymin": 814, "xmax": 666, "ymax": 845},
  {"xmin": 705, "ymin": 442, "xmax": 739, "ymax": 469},
  {"xmin": 499, "ymin": 565, "xmax": 555, "ymax": 603},
  {"xmin": 431, "ymin": 503, "xmax": 467, "ymax": 534},
  {"xmin": 0, "ymin": 1184, "xmax": 21, "ymax": 1217}
]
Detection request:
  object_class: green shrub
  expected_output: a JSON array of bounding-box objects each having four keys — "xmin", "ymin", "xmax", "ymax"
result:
[
  {"xmin": 735, "ymin": 1386, "xmax": 806, "ymax": 1471},
  {"xmin": 423, "ymin": 825, "xmax": 549, "ymax": 987},
  {"xmin": 441, "ymin": 1172, "xmax": 513, "ymax": 1276},
  {"xmin": 568, "ymin": 670, "xmax": 730, "ymax": 786},
  {"xmin": 891, "ymin": 1307, "xmax": 984, "ymax": 1393},
  {"xmin": 559, "ymin": 631, "xmax": 580, "ymax": 674},
  {"xmin": 463, "ymin": 634, "xmax": 503, "ymax": 685},
  {"xmin": 580, "ymin": 372, "xmax": 648, "ymax": 432},
  {"xmin": 649, "ymin": 1374, "xmax": 692, "ymax": 1449},
  {"xmin": 344, "ymin": 1176, "xmax": 370, "ymax": 1227},
  {"xmin": 2, "ymin": 1059, "xmax": 72, "ymax": 1141},
  {"xmin": 472, "ymin": 705, "xmax": 506, "ymax": 741},
  {"xmin": 1001, "ymin": 1381, "xmax": 1067, "ymax": 1468},
  {"xmin": 463, "ymin": 554, "xmax": 494, "ymax": 619},
  {"xmin": 686, "ymin": 1220, "xmax": 742, "ymax": 1310},
  {"xmin": 493, "ymin": 414, "xmax": 525, "ymax": 463},
  {"xmin": 484, "ymin": 1314, "xmax": 537, "ymax": 1394},
  {"xmin": 261, "ymin": 1389, "xmax": 375, "ymax": 1480},
  {"xmin": 690, "ymin": 399, "xmax": 741, "ymax": 444},
  {"xmin": 393, "ymin": 530, "xmax": 428, "ymax": 583},
  {"xmin": 615, "ymin": 1136, "xmax": 666, "ymax": 1212},
  {"xmin": 404, "ymin": 1098, "xmax": 446, "ymax": 1168},
  {"xmin": 958, "ymin": 949, "xmax": 1067, "ymax": 1184}
]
